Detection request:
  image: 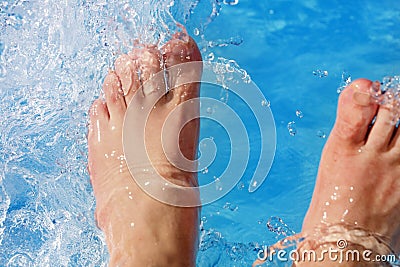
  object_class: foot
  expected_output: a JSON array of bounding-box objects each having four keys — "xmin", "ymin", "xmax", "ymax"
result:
[
  {"xmin": 301, "ymin": 79, "xmax": 400, "ymax": 263},
  {"xmin": 87, "ymin": 35, "xmax": 202, "ymax": 266}
]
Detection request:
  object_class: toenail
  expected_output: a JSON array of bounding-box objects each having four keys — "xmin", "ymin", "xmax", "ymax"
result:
[{"xmin": 352, "ymin": 91, "xmax": 371, "ymax": 106}]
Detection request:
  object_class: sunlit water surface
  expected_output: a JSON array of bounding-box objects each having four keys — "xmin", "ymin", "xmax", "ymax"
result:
[{"xmin": 1, "ymin": 0, "xmax": 399, "ymax": 266}]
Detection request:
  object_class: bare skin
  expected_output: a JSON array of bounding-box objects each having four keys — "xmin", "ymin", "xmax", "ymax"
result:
[
  {"xmin": 87, "ymin": 35, "xmax": 202, "ymax": 266},
  {"xmin": 89, "ymin": 33, "xmax": 399, "ymax": 266},
  {"xmin": 253, "ymin": 79, "xmax": 399, "ymax": 266},
  {"xmin": 299, "ymin": 79, "xmax": 400, "ymax": 265}
]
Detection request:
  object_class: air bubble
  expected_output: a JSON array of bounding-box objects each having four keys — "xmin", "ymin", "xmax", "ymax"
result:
[{"xmin": 287, "ymin": 121, "xmax": 296, "ymax": 136}]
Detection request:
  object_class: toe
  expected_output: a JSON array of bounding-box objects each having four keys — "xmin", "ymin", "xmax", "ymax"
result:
[
  {"xmin": 389, "ymin": 120, "xmax": 400, "ymax": 155},
  {"xmin": 103, "ymin": 71, "xmax": 126, "ymax": 121},
  {"xmin": 162, "ymin": 36, "xmax": 202, "ymax": 102},
  {"xmin": 88, "ymin": 99, "xmax": 109, "ymax": 143},
  {"xmin": 114, "ymin": 54, "xmax": 136, "ymax": 98},
  {"xmin": 331, "ymin": 78, "xmax": 378, "ymax": 147},
  {"xmin": 162, "ymin": 35, "xmax": 202, "ymax": 66},
  {"xmin": 126, "ymin": 46, "xmax": 163, "ymax": 103},
  {"xmin": 366, "ymin": 105, "xmax": 396, "ymax": 151}
]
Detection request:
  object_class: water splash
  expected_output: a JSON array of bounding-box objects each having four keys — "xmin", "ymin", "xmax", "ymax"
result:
[
  {"xmin": 312, "ymin": 69, "xmax": 328, "ymax": 78},
  {"xmin": 266, "ymin": 216, "xmax": 296, "ymax": 239},
  {"xmin": 287, "ymin": 121, "xmax": 297, "ymax": 136},
  {"xmin": 337, "ymin": 71, "xmax": 352, "ymax": 93},
  {"xmin": 198, "ymin": 227, "xmax": 261, "ymax": 265},
  {"xmin": 295, "ymin": 109, "xmax": 303, "ymax": 119},
  {"xmin": 0, "ymin": 0, "xmax": 222, "ymax": 265},
  {"xmin": 370, "ymin": 76, "xmax": 400, "ymax": 125}
]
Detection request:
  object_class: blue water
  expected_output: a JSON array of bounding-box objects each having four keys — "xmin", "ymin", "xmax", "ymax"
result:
[{"xmin": 0, "ymin": 0, "xmax": 399, "ymax": 266}]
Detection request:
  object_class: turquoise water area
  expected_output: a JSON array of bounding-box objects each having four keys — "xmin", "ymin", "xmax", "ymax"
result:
[{"xmin": 1, "ymin": 0, "xmax": 399, "ymax": 266}]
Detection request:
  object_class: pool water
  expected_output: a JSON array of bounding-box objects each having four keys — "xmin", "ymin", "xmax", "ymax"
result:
[{"xmin": 0, "ymin": 0, "xmax": 399, "ymax": 266}]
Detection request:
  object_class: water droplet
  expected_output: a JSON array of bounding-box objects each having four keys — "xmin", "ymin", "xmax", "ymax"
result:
[
  {"xmin": 193, "ymin": 28, "xmax": 200, "ymax": 36},
  {"xmin": 0, "ymin": 64, "xmax": 7, "ymax": 79},
  {"xmin": 236, "ymin": 182, "xmax": 244, "ymax": 190},
  {"xmin": 287, "ymin": 121, "xmax": 296, "ymax": 136},
  {"xmin": 295, "ymin": 109, "xmax": 303, "ymax": 118},
  {"xmin": 223, "ymin": 202, "xmax": 238, "ymax": 211},
  {"xmin": 207, "ymin": 52, "xmax": 215, "ymax": 61},
  {"xmin": 215, "ymin": 177, "xmax": 223, "ymax": 191},
  {"xmin": 202, "ymin": 167, "xmax": 209, "ymax": 174},
  {"xmin": 313, "ymin": 69, "xmax": 328, "ymax": 77},
  {"xmin": 261, "ymin": 99, "xmax": 270, "ymax": 107},
  {"xmin": 242, "ymin": 73, "xmax": 251, "ymax": 83},
  {"xmin": 349, "ymin": 198, "xmax": 354, "ymax": 203},
  {"xmin": 266, "ymin": 216, "xmax": 295, "ymax": 238},
  {"xmin": 206, "ymin": 107, "xmax": 214, "ymax": 114},
  {"xmin": 325, "ymin": 201, "xmax": 330, "ymax": 206},
  {"xmin": 337, "ymin": 71, "xmax": 352, "ymax": 93},
  {"xmin": 317, "ymin": 130, "xmax": 326, "ymax": 138},
  {"xmin": 6, "ymin": 13, "xmax": 23, "ymax": 30},
  {"xmin": 223, "ymin": 0, "xmax": 239, "ymax": 6}
]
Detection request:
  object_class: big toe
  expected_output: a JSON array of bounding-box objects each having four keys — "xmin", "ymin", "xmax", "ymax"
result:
[
  {"xmin": 162, "ymin": 35, "xmax": 202, "ymax": 102},
  {"xmin": 332, "ymin": 78, "xmax": 378, "ymax": 147}
]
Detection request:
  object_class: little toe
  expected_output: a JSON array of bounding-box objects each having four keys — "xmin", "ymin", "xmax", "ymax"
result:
[
  {"xmin": 103, "ymin": 71, "xmax": 126, "ymax": 121},
  {"xmin": 331, "ymin": 78, "xmax": 378, "ymax": 147}
]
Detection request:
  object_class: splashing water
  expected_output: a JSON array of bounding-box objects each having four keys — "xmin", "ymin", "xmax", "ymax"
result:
[
  {"xmin": 0, "ymin": 0, "xmax": 248, "ymax": 265},
  {"xmin": 370, "ymin": 76, "xmax": 400, "ymax": 125},
  {"xmin": 266, "ymin": 216, "xmax": 296, "ymax": 240},
  {"xmin": 337, "ymin": 71, "xmax": 352, "ymax": 94},
  {"xmin": 287, "ymin": 121, "xmax": 297, "ymax": 136}
]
